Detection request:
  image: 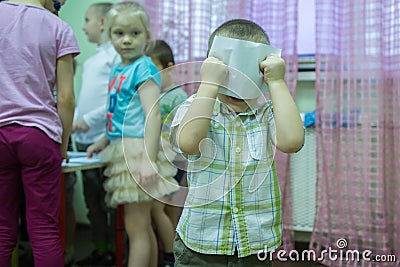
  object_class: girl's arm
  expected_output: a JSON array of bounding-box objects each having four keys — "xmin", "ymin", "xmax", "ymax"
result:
[
  {"xmin": 138, "ymin": 79, "xmax": 162, "ymax": 184},
  {"xmin": 56, "ymin": 54, "xmax": 75, "ymax": 162},
  {"xmin": 260, "ymin": 54, "xmax": 304, "ymax": 153},
  {"xmin": 176, "ymin": 57, "xmax": 227, "ymax": 155}
]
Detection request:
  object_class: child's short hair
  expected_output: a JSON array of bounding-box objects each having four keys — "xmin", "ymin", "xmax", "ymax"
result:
[
  {"xmin": 105, "ymin": 2, "xmax": 151, "ymax": 39},
  {"xmin": 93, "ymin": 3, "xmax": 113, "ymax": 43},
  {"xmin": 207, "ymin": 19, "xmax": 270, "ymax": 55},
  {"xmin": 145, "ymin": 40, "xmax": 175, "ymax": 69},
  {"xmin": 91, "ymin": 2, "xmax": 113, "ymax": 17}
]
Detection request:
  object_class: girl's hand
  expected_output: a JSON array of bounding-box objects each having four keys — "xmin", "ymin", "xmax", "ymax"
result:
[
  {"xmin": 138, "ymin": 158, "xmax": 159, "ymax": 186},
  {"xmin": 86, "ymin": 142, "xmax": 104, "ymax": 158},
  {"xmin": 86, "ymin": 144, "xmax": 98, "ymax": 158},
  {"xmin": 86, "ymin": 135, "xmax": 109, "ymax": 158},
  {"xmin": 260, "ymin": 54, "xmax": 286, "ymax": 85},
  {"xmin": 200, "ymin": 57, "xmax": 228, "ymax": 86},
  {"xmin": 62, "ymin": 148, "xmax": 70, "ymax": 163}
]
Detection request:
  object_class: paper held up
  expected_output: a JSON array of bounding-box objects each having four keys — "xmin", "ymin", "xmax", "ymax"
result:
[{"xmin": 208, "ymin": 36, "xmax": 281, "ymax": 99}]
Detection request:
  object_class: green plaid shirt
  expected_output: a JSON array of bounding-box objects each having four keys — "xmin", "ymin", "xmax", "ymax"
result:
[
  {"xmin": 160, "ymin": 86, "xmax": 188, "ymax": 136},
  {"xmin": 171, "ymin": 95, "xmax": 282, "ymax": 258}
]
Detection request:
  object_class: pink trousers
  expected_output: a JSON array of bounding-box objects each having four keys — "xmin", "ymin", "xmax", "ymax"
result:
[{"xmin": 0, "ymin": 125, "xmax": 63, "ymax": 267}]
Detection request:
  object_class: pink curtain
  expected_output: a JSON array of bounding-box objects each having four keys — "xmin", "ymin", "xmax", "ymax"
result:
[
  {"xmin": 311, "ymin": 1, "xmax": 400, "ymax": 266},
  {"xmin": 247, "ymin": 0, "xmax": 298, "ymax": 254},
  {"xmin": 143, "ymin": 0, "xmax": 298, "ymax": 253},
  {"xmin": 144, "ymin": 0, "xmax": 248, "ymax": 94}
]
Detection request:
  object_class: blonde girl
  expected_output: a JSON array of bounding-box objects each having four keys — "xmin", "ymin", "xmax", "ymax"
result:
[{"xmin": 87, "ymin": 2, "xmax": 178, "ymax": 267}]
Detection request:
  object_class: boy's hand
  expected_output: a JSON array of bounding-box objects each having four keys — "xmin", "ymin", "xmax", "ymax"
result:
[
  {"xmin": 72, "ymin": 118, "xmax": 89, "ymax": 133},
  {"xmin": 200, "ymin": 57, "xmax": 228, "ymax": 86},
  {"xmin": 260, "ymin": 54, "xmax": 286, "ymax": 85}
]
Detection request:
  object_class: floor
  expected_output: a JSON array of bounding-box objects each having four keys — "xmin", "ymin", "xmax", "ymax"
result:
[{"xmin": 17, "ymin": 224, "xmax": 325, "ymax": 267}]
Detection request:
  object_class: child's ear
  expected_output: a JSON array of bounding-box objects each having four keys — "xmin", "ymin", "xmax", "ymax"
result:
[
  {"xmin": 100, "ymin": 17, "xmax": 106, "ymax": 32},
  {"xmin": 166, "ymin": 62, "xmax": 174, "ymax": 73}
]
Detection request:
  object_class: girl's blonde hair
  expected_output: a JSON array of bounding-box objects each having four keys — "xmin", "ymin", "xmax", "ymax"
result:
[{"xmin": 104, "ymin": 2, "xmax": 151, "ymax": 41}]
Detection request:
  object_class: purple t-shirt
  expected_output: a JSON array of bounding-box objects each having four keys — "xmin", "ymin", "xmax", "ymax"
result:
[{"xmin": 0, "ymin": 2, "xmax": 80, "ymax": 143}]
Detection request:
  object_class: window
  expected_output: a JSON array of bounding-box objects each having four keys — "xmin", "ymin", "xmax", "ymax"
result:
[{"xmin": 297, "ymin": 0, "xmax": 316, "ymax": 56}]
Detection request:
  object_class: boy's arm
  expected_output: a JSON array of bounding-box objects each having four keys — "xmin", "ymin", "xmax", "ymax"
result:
[
  {"xmin": 56, "ymin": 54, "xmax": 75, "ymax": 161},
  {"xmin": 176, "ymin": 57, "xmax": 227, "ymax": 155},
  {"xmin": 73, "ymin": 55, "xmax": 115, "ymax": 133},
  {"xmin": 73, "ymin": 105, "xmax": 106, "ymax": 132},
  {"xmin": 260, "ymin": 54, "xmax": 304, "ymax": 153}
]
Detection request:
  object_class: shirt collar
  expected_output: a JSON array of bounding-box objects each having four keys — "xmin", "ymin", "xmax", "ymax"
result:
[
  {"xmin": 214, "ymin": 97, "xmax": 268, "ymax": 117},
  {"xmin": 96, "ymin": 41, "xmax": 113, "ymax": 53}
]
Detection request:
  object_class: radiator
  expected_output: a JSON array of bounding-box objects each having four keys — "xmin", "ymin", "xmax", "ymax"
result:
[{"xmin": 290, "ymin": 128, "xmax": 317, "ymax": 232}]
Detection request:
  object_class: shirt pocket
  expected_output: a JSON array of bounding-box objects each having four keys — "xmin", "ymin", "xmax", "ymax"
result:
[{"xmin": 246, "ymin": 125, "xmax": 266, "ymax": 160}]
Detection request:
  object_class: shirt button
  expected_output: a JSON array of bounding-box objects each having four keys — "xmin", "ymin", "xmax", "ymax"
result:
[
  {"xmin": 235, "ymin": 147, "xmax": 241, "ymax": 153},
  {"xmin": 233, "ymin": 207, "xmax": 239, "ymax": 214},
  {"xmin": 235, "ymin": 121, "xmax": 241, "ymax": 127}
]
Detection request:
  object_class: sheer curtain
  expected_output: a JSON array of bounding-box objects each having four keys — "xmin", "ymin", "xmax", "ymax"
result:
[
  {"xmin": 142, "ymin": 0, "xmax": 298, "ymax": 253},
  {"xmin": 311, "ymin": 1, "xmax": 400, "ymax": 266},
  {"xmin": 144, "ymin": 0, "xmax": 248, "ymax": 94},
  {"xmin": 247, "ymin": 0, "xmax": 298, "ymax": 254}
]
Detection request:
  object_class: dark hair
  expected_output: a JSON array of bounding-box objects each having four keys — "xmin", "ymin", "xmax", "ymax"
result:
[
  {"xmin": 208, "ymin": 19, "xmax": 270, "ymax": 55},
  {"xmin": 145, "ymin": 40, "xmax": 175, "ymax": 69}
]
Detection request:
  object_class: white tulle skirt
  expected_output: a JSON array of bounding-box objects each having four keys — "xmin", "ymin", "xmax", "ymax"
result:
[{"xmin": 100, "ymin": 137, "xmax": 179, "ymax": 208}]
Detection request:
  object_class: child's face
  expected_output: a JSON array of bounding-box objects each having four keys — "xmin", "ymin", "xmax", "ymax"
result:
[
  {"xmin": 82, "ymin": 6, "xmax": 103, "ymax": 44},
  {"xmin": 217, "ymin": 93, "xmax": 257, "ymax": 113},
  {"xmin": 110, "ymin": 13, "xmax": 149, "ymax": 66}
]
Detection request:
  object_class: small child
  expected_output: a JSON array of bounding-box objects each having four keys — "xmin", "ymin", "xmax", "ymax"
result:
[
  {"xmin": 171, "ymin": 19, "xmax": 305, "ymax": 267},
  {"xmin": 87, "ymin": 2, "xmax": 179, "ymax": 267},
  {"xmin": 146, "ymin": 39, "xmax": 188, "ymax": 267},
  {"xmin": 0, "ymin": 0, "xmax": 79, "ymax": 266}
]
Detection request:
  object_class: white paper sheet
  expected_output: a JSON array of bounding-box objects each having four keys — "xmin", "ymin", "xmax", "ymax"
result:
[{"xmin": 208, "ymin": 36, "xmax": 281, "ymax": 99}]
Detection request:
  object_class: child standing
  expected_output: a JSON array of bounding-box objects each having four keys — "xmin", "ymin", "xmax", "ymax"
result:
[
  {"xmin": 87, "ymin": 2, "xmax": 178, "ymax": 267},
  {"xmin": 0, "ymin": 0, "xmax": 79, "ymax": 267},
  {"xmin": 72, "ymin": 3, "xmax": 119, "ymax": 266},
  {"xmin": 171, "ymin": 19, "xmax": 305, "ymax": 267},
  {"xmin": 146, "ymin": 39, "xmax": 188, "ymax": 267}
]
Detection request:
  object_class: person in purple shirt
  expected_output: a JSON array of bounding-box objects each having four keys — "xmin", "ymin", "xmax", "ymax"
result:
[{"xmin": 0, "ymin": 1, "xmax": 79, "ymax": 266}]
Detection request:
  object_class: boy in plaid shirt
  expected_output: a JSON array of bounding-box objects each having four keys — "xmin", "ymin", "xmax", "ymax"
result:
[{"xmin": 171, "ymin": 19, "xmax": 304, "ymax": 267}]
